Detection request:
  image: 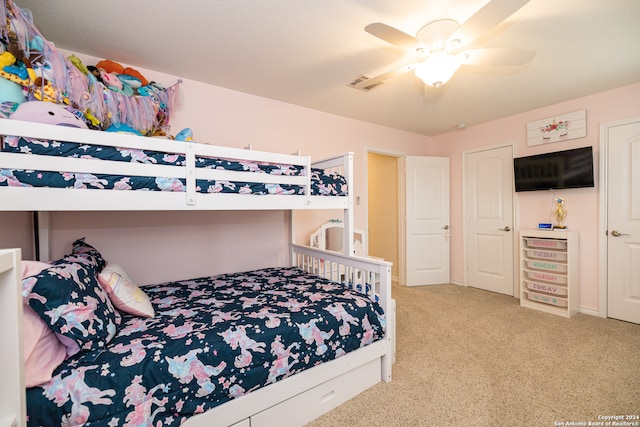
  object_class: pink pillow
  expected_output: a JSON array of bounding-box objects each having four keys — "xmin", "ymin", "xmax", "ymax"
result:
[
  {"xmin": 21, "ymin": 260, "xmax": 67, "ymax": 387},
  {"xmin": 23, "ymin": 305, "xmax": 66, "ymax": 387},
  {"xmin": 98, "ymin": 263, "xmax": 154, "ymax": 318},
  {"xmin": 22, "ymin": 260, "xmax": 52, "ymax": 280}
]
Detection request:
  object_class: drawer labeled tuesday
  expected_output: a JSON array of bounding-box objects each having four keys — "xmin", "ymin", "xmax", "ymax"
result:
[{"xmin": 524, "ymin": 248, "xmax": 568, "ymax": 262}]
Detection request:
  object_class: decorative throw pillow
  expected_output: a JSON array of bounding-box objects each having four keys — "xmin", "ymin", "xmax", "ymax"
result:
[
  {"xmin": 25, "ymin": 241, "xmax": 120, "ymax": 357},
  {"xmin": 51, "ymin": 238, "xmax": 106, "ymax": 272},
  {"xmin": 21, "ymin": 260, "xmax": 67, "ymax": 387},
  {"xmin": 98, "ymin": 263, "xmax": 155, "ymax": 318}
]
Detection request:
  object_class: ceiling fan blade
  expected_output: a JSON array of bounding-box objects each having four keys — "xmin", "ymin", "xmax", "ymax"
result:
[
  {"xmin": 449, "ymin": 0, "xmax": 530, "ymax": 47},
  {"xmin": 349, "ymin": 63, "xmax": 419, "ymax": 91},
  {"xmin": 365, "ymin": 23, "xmax": 424, "ymax": 50},
  {"xmin": 459, "ymin": 48, "xmax": 535, "ymax": 66}
]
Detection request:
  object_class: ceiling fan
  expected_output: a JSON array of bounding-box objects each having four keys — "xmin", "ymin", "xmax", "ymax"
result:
[{"xmin": 350, "ymin": 0, "xmax": 535, "ymax": 91}]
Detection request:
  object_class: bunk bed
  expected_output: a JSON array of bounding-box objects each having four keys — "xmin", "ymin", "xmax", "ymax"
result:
[{"xmin": 0, "ymin": 119, "xmax": 394, "ymax": 427}]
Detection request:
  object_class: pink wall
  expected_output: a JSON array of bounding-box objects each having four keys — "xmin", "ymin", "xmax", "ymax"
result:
[
  {"xmin": 46, "ymin": 211, "xmax": 291, "ymax": 285},
  {"xmin": 430, "ymin": 82, "xmax": 640, "ymax": 312},
  {"xmin": 0, "ymin": 212, "xmax": 34, "ymax": 258}
]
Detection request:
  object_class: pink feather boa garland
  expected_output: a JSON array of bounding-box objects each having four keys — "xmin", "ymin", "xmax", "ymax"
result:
[{"xmin": 0, "ymin": 0, "xmax": 181, "ymax": 136}]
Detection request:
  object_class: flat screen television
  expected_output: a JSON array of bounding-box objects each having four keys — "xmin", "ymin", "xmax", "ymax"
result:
[{"xmin": 513, "ymin": 146, "xmax": 594, "ymax": 192}]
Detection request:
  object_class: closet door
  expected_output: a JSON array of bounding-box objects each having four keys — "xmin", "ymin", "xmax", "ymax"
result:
[
  {"xmin": 606, "ymin": 118, "xmax": 640, "ymax": 324},
  {"xmin": 464, "ymin": 145, "xmax": 515, "ymax": 296}
]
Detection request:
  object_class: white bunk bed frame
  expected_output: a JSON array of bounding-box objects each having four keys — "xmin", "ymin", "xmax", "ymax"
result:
[{"xmin": 0, "ymin": 119, "xmax": 394, "ymax": 427}]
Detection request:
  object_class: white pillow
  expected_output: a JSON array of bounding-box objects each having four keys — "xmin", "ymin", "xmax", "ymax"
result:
[{"xmin": 98, "ymin": 263, "xmax": 154, "ymax": 318}]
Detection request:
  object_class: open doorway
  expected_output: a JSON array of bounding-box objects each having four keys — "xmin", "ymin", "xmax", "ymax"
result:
[
  {"xmin": 367, "ymin": 150, "xmax": 450, "ymax": 286},
  {"xmin": 367, "ymin": 151, "xmax": 401, "ymax": 284}
]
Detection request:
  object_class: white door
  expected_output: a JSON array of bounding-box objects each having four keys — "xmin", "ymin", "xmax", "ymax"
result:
[
  {"xmin": 465, "ymin": 145, "xmax": 515, "ymax": 295},
  {"xmin": 606, "ymin": 118, "xmax": 640, "ymax": 324},
  {"xmin": 405, "ymin": 156, "xmax": 450, "ymax": 286}
]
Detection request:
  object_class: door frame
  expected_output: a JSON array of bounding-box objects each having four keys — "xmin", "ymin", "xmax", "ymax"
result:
[
  {"xmin": 364, "ymin": 146, "xmax": 406, "ymax": 285},
  {"xmin": 598, "ymin": 115, "xmax": 640, "ymax": 318},
  {"xmin": 462, "ymin": 142, "xmax": 519, "ymax": 295}
]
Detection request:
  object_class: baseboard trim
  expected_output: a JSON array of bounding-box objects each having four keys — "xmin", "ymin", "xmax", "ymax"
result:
[
  {"xmin": 450, "ymin": 279, "xmax": 464, "ymax": 286},
  {"xmin": 579, "ymin": 306, "xmax": 603, "ymax": 318}
]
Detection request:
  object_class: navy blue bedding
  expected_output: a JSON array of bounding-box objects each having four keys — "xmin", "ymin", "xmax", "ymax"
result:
[
  {"xmin": 26, "ymin": 267, "xmax": 385, "ymax": 426},
  {"xmin": 0, "ymin": 137, "xmax": 348, "ymax": 196}
]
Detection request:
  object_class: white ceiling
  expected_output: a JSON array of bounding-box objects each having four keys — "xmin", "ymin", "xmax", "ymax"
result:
[{"xmin": 14, "ymin": 0, "xmax": 640, "ymax": 136}]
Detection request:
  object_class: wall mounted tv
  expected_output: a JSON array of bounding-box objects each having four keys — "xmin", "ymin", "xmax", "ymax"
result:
[{"xmin": 513, "ymin": 146, "xmax": 595, "ymax": 192}]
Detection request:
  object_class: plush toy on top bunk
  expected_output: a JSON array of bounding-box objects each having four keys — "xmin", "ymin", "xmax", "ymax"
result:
[
  {"xmin": 10, "ymin": 100, "xmax": 88, "ymax": 128},
  {"xmin": 0, "ymin": 0, "xmax": 182, "ymax": 137}
]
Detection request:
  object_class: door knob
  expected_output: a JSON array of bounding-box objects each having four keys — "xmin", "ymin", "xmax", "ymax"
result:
[
  {"xmin": 611, "ymin": 230, "xmax": 629, "ymax": 237},
  {"xmin": 500, "ymin": 226, "xmax": 511, "ymax": 232},
  {"xmin": 443, "ymin": 225, "xmax": 450, "ymax": 230}
]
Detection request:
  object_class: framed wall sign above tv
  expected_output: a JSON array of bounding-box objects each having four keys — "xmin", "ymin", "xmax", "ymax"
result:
[
  {"xmin": 513, "ymin": 146, "xmax": 595, "ymax": 192},
  {"xmin": 527, "ymin": 110, "xmax": 586, "ymax": 146}
]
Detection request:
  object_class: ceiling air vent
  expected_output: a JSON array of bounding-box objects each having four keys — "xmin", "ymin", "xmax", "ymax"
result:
[{"xmin": 347, "ymin": 75, "xmax": 385, "ymax": 92}]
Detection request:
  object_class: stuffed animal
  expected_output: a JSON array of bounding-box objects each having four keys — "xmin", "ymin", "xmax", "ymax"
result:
[
  {"xmin": 31, "ymin": 59, "xmax": 54, "ymax": 81},
  {"xmin": 3, "ymin": 60, "xmax": 28, "ymax": 80},
  {"xmin": 0, "ymin": 51, "xmax": 16, "ymax": 68},
  {"xmin": 117, "ymin": 73, "xmax": 142, "ymax": 89},
  {"xmin": 174, "ymin": 128, "xmax": 193, "ymax": 142},
  {"xmin": 68, "ymin": 54, "xmax": 89, "ymax": 75},
  {"xmin": 105, "ymin": 123, "xmax": 142, "ymax": 136},
  {"xmin": 123, "ymin": 67, "xmax": 149, "ymax": 87},
  {"xmin": 87, "ymin": 66, "xmax": 103, "ymax": 84},
  {"xmin": 10, "ymin": 101, "xmax": 88, "ymax": 128},
  {"xmin": 99, "ymin": 69, "xmax": 123, "ymax": 91},
  {"xmin": 94, "ymin": 59, "xmax": 149, "ymax": 88},
  {"xmin": 0, "ymin": 76, "xmax": 26, "ymax": 107},
  {"xmin": 95, "ymin": 59, "xmax": 124, "ymax": 75}
]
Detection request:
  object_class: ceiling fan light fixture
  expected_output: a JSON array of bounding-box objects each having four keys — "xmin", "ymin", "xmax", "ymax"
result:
[
  {"xmin": 447, "ymin": 38, "xmax": 462, "ymax": 50},
  {"xmin": 414, "ymin": 53, "xmax": 462, "ymax": 87}
]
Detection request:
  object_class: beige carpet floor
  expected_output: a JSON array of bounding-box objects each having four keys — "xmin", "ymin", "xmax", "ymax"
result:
[{"xmin": 307, "ymin": 284, "xmax": 640, "ymax": 427}]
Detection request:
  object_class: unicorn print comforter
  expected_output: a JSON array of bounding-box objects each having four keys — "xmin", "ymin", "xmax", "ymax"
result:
[
  {"xmin": 26, "ymin": 267, "xmax": 385, "ymax": 426},
  {"xmin": 0, "ymin": 137, "xmax": 348, "ymax": 196}
]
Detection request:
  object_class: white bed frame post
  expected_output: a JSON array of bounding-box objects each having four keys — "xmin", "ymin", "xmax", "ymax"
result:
[
  {"xmin": 342, "ymin": 153, "xmax": 354, "ymax": 257},
  {"xmin": 35, "ymin": 212, "xmax": 51, "ymax": 262},
  {"xmin": 0, "ymin": 249, "xmax": 25, "ymax": 427},
  {"xmin": 379, "ymin": 260, "xmax": 394, "ymax": 380}
]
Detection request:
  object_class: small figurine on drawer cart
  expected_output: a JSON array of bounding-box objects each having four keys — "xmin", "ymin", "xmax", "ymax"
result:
[{"xmin": 552, "ymin": 197, "xmax": 567, "ymax": 229}]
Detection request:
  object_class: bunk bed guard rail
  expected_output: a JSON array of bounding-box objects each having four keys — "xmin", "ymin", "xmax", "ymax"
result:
[{"xmin": 0, "ymin": 119, "xmax": 352, "ymax": 211}]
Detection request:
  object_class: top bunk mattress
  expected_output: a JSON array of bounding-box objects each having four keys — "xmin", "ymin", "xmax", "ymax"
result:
[{"xmin": 1, "ymin": 136, "xmax": 347, "ymax": 197}]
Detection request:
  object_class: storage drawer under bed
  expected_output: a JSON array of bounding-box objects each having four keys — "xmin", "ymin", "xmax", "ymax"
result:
[{"xmin": 250, "ymin": 358, "xmax": 380, "ymax": 427}]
